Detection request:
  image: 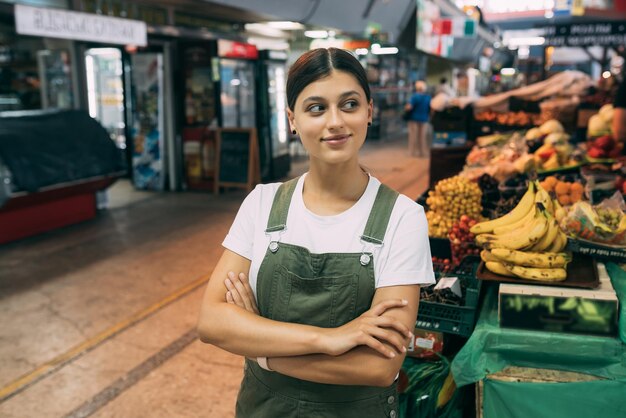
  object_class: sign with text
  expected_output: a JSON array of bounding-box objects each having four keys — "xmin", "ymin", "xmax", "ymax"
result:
[
  {"xmin": 15, "ymin": 4, "xmax": 147, "ymax": 46},
  {"xmin": 544, "ymin": 21, "xmax": 626, "ymax": 47}
]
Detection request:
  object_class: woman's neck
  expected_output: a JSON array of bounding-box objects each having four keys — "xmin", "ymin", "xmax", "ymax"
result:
[{"xmin": 302, "ymin": 161, "xmax": 369, "ymax": 216}]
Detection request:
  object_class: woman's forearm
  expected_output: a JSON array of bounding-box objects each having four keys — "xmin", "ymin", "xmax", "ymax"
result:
[
  {"xmin": 197, "ymin": 302, "xmax": 325, "ymax": 358},
  {"xmin": 268, "ymin": 343, "xmax": 406, "ymax": 387}
]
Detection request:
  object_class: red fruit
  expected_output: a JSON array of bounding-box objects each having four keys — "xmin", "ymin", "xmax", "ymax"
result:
[
  {"xmin": 460, "ymin": 215, "xmax": 470, "ymax": 223},
  {"xmin": 587, "ymin": 147, "xmax": 606, "ymax": 158},
  {"xmin": 594, "ymin": 135, "xmax": 615, "ymax": 152},
  {"xmin": 622, "ymin": 182, "xmax": 626, "ymax": 195},
  {"xmin": 538, "ymin": 148, "xmax": 556, "ymax": 160}
]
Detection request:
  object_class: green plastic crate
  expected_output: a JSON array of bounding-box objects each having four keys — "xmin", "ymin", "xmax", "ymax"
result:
[{"xmin": 417, "ymin": 255, "xmax": 482, "ymax": 337}]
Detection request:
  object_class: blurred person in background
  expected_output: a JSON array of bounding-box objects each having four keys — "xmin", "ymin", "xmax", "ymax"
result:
[{"xmin": 405, "ymin": 80, "xmax": 431, "ymax": 157}]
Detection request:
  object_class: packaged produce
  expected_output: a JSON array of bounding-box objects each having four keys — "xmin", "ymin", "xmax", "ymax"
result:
[{"xmin": 561, "ymin": 192, "xmax": 626, "ymax": 245}]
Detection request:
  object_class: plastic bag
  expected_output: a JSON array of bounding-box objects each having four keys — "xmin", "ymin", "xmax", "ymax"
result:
[
  {"xmin": 398, "ymin": 356, "xmax": 464, "ymax": 418},
  {"xmin": 560, "ymin": 192, "xmax": 626, "ymax": 245}
]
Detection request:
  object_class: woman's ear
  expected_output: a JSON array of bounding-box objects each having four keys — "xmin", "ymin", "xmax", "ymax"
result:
[
  {"xmin": 287, "ymin": 107, "xmax": 296, "ymax": 133},
  {"xmin": 368, "ymin": 99, "xmax": 373, "ymax": 124}
]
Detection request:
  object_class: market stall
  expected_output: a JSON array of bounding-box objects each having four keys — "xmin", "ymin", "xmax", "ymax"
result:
[{"xmin": 399, "ymin": 71, "xmax": 626, "ymax": 417}]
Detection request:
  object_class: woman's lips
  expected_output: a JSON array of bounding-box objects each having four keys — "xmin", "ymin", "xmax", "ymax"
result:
[{"xmin": 321, "ymin": 134, "xmax": 350, "ymax": 145}]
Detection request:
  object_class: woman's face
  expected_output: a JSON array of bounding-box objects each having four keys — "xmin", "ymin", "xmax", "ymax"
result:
[{"xmin": 288, "ymin": 70, "xmax": 373, "ymax": 166}]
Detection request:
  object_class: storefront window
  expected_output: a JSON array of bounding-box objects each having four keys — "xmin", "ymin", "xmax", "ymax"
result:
[{"xmin": 0, "ymin": 22, "xmax": 74, "ymax": 111}]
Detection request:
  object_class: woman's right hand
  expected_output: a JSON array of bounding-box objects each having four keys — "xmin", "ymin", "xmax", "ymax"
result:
[{"xmin": 320, "ymin": 299, "xmax": 413, "ymax": 358}]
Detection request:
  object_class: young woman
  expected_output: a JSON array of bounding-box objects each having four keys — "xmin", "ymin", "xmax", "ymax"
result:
[{"xmin": 197, "ymin": 48, "xmax": 435, "ymax": 417}]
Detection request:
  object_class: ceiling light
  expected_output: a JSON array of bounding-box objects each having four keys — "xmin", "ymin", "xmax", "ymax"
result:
[
  {"xmin": 500, "ymin": 68, "xmax": 516, "ymax": 75},
  {"xmin": 372, "ymin": 45, "xmax": 398, "ymax": 55},
  {"xmin": 265, "ymin": 21, "xmax": 305, "ymax": 30},
  {"xmin": 355, "ymin": 48, "xmax": 369, "ymax": 55},
  {"xmin": 304, "ymin": 30, "xmax": 329, "ymax": 39},
  {"xmin": 603, "ymin": 71, "xmax": 612, "ymax": 79},
  {"xmin": 244, "ymin": 23, "xmax": 285, "ymax": 38}
]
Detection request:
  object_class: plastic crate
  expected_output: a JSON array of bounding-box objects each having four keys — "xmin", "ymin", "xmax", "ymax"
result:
[{"xmin": 417, "ymin": 256, "xmax": 482, "ymax": 337}]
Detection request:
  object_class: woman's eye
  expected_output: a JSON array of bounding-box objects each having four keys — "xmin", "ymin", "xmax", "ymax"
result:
[
  {"xmin": 342, "ymin": 100, "xmax": 359, "ymax": 110},
  {"xmin": 307, "ymin": 104, "xmax": 324, "ymax": 113}
]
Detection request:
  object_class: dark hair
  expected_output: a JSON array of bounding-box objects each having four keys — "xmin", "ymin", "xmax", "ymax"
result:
[{"xmin": 286, "ymin": 48, "xmax": 371, "ymax": 110}]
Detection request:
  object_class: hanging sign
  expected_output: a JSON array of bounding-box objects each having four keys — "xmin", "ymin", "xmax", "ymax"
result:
[
  {"xmin": 217, "ymin": 40, "xmax": 258, "ymax": 59},
  {"xmin": 15, "ymin": 4, "xmax": 147, "ymax": 46},
  {"xmin": 544, "ymin": 21, "xmax": 626, "ymax": 47}
]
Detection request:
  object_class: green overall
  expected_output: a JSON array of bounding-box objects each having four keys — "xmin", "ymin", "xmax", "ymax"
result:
[{"xmin": 235, "ymin": 177, "xmax": 400, "ymax": 418}]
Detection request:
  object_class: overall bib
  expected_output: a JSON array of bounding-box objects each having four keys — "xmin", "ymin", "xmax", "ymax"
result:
[{"xmin": 235, "ymin": 177, "xmax": 401, "ymax": 418}]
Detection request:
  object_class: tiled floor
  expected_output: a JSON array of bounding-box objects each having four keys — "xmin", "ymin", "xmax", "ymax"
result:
[{"xmin": 0, "ymin": 135, "xmax": 429, "ymax": 417}]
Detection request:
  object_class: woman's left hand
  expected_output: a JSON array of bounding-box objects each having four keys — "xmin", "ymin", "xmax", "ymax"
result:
[{"xmin": 225, "ymin": 271, "xmax": 259, "ymax": 315}]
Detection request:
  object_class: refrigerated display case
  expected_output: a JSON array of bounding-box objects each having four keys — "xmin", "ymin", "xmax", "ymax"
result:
[
  {"xmin": 37, "ymin": 49, "xmax": 73, "ymax": 110},
  {"xmin": 128, "ymin": 51, "xmax": 165, "ymax": 191},
  {"xmin": 179, "ymin": 42, "xmax": 219, "ymax": 191},
  {"xmin": 84, "ymin": 47, "xmax": 126, "ymax": 149},
  {"xmin": 217, "ymin": 40, "xmax": 258, "ymax": 129},
  {"xmin": 257, "ymin": 50, "xmax": 290, "ymax": 181}
]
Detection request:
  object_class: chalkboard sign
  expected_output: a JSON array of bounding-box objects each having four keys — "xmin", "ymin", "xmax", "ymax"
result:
[{"xmin": 214, "ymin": 128, "xmax": 259, "ymax": 193}]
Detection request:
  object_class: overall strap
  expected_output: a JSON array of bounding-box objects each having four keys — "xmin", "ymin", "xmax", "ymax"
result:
[
  {"xmin": 360, "ymin": 184, "xmax": 399, "ymax": 245},
  {"xmin": 265, "ymin": 177, "xmax": 300, "ymax": 233}
]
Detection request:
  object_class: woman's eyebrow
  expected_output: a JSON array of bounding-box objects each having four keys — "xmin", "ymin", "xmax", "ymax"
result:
[{"xmin": 302, "ymin": 90, "xmax": 362, "ymax": 105}]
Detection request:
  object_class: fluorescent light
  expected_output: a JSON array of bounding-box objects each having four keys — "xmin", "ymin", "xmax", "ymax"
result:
[
  {"xmin": 247, "ymin": 37, "xmax": 290, "ymax": 50},
  {"xmin": 304, "ymin": 30, "xmax": 329, "ymax": 39},
  {"xmin": 265, "ymin": 21, "xmax": 305, "ymax": 30},
  {"xmin": 603, "ymin": 71, "xmax": 612, "ymax": 79},
  {"xmin": 506, "ymin": 36, "xmax": 545, "ymax": 47},
  {"xmin": 500, "ymin": 68, "xmax": 516, "ymax": 75},
  {"xmin": 355, "ymin": 48, "xmax": 369, "ymax": 55},
  {"xmin": 244, "ymin": 23, "xmax": 285, "ymax": 38},
  {"xmin": 371, "ymin": 44, "xmax": 398, "ymax": 55}
]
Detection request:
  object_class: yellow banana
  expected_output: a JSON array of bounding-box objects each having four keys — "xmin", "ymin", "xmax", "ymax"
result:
[
  {"xmin": 436, "ymin": 372, "xmax": 457, "ymax": 408},
  {"xmin": 493, "ymin": 204, "xmax": 537, "ymax": 235},
  {"xmin": 556, "ymin": 230, "xmax": 568, "ymax": 252},
  {"xmin": 485, "ymin": 261, "xmax": 516, "ymax": 277},
  {"xmin": 503, "ymin": 264, "xmax": 567, "ymax": 282},
  {"xmin": 470, "ymin": 182, "xmax": 536, "ymax": 234},
  {"xmin": 553, "ymin": 199, "xmax": 567, "ymax": 223},
  {"xmin": 481, "ymin": 210, "xmax": 548, "ymax": 250},
  {"xmin": 490, "ymin": 248, "xmax": 572, "ymax": 268},
  {"xmin": 534, "ymin": 181, "xmax": 554, "ymax": 214},
  {"xmin": 545, "ymin": 230, "xmax": 563, "ymax": 252},
  {"xmin": 526, "ymin": 213, "xmax": 559, "ymax": 252},
  {"xmin": 480, "ymin": 249, "xmax": 500, "ymax": 263}
]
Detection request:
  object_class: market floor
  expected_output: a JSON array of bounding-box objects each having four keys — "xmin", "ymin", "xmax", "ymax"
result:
[{"xmin": 0, "ymin": 135, "xmax": 430, "ymax": 418}]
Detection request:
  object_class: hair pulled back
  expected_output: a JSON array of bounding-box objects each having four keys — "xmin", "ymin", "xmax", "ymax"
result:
[{"xmin": 286, "ymin": 48, "xmax": 371, "ymax": 111}]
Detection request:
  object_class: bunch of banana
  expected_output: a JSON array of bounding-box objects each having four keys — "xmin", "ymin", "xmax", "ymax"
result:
[{"xmin": 472, "ymin": 181, "xmax": 571, "ymax": 282}]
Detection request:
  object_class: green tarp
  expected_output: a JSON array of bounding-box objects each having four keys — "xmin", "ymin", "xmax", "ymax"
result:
[
  {"xmin": 451, "ymin": 266, "xmax": 626, "ymax": 418},
  {"xmin": 482, "ymin": 379, "xmax": 626, "ymax": 418}
]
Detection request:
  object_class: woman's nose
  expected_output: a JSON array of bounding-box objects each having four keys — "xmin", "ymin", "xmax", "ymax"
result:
[{"xmin": 326, "ymin": 107, "xmax": 344, "ymax": 129}]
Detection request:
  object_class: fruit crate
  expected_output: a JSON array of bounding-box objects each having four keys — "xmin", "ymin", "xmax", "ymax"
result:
[{"xmin": 418, "ymin": 254, "xmax": 483, "ymax": 337}]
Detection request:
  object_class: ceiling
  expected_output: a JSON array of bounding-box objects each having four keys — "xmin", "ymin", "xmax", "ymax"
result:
[{"xmin": 201, "ymin": 0, "xmax": 417, "ymax": 42}]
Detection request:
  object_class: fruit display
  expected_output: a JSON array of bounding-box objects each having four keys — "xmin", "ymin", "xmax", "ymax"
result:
[
  {"xmin": 474, "ymin": 110, "xmax": 542, "ymax": 127},
  {"xmin": 493, "ymin": 174, "xmax": 528, "ymax": 218},
  {"xmin": 539, "ymin": 175, "xmax": 585, "ymax": 206},
  {"xmin": 532, "ymin": 132, "xmax": 578, "ymax": 171},
  {"xmin": 587, "ymin": 104, "xmax": 615, "ymax": 138},
  {"xmin": 448, "ymin": 215, "xmax": 480, "ymax": 265},
  {"xmin": 477, "ymin": 174, "xmax": 500, "ymax": 217},
  {"xmin": 561, "ymin": 193, "xmax": 626, "ymax": 245},
  {"xmin": 471, "ymin": 181, "xmax": 571, "ymax": 282},
  {"xmin": 587, "ymin": 135, "xmax": 623, "ymax": 159},
  {"xmin": 431, "ymin": 256, "xmax": 454, "ymax": 275},
  {"xmin": 425, "ymin": 176, "xmax": 483, "ymax": 238}
]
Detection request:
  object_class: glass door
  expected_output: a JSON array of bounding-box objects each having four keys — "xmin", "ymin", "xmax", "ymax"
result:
[
  {"xmin": 266, "ymin": 61, "xmax": 289, "ymax": 159},
  {"xmin": 128, "ymin": 52, "xmax": 165, "ymax": 191},
  {"xmin": 84, "ymin": 48, "xmax": 126, "ymax": 149},
  {"xmin": 219, "ymin": 58, "xmax": 256, "ymax": 128},
  {"xmin": 37, "ymin": 49, "xmax": 73, "ymax": 109}
]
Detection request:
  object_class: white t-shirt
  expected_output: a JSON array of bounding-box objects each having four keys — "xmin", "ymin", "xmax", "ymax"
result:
[{"xmin": 223, "ymin": 174, "xmax": 435, "ymax": 296}]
